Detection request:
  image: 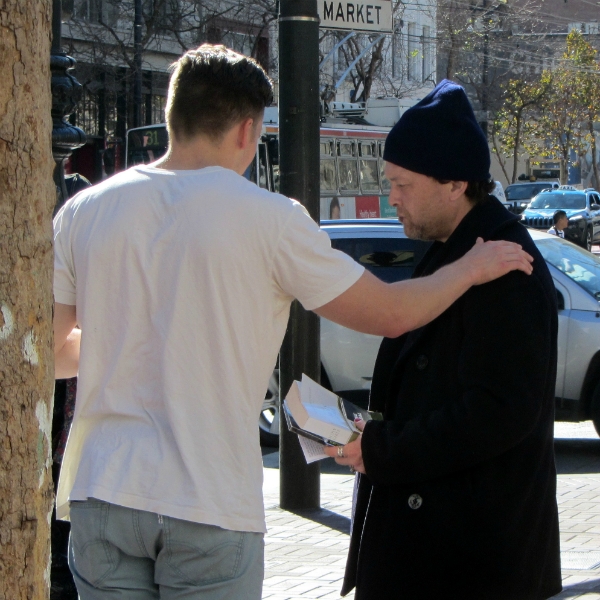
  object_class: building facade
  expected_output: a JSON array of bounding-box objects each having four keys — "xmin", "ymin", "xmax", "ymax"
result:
[{"xmin": 63, "ymin": 0, "xmax": 435, "ymax": 182}]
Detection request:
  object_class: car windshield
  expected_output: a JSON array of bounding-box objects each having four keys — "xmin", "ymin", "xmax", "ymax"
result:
[
  {"xmin": 535, "ymin": 238, "xmax": 600, "ymax": 300},
  {"xmin": 331, "ymin": 237, "xmax": 430, "ymax": 283},
  {"xmin": 529, "ymin": 192, "xmax": 586, "ymax": 210},
  {"xmin": 506, "ymin": 184, "xmax": 553, "ymax": 200}
]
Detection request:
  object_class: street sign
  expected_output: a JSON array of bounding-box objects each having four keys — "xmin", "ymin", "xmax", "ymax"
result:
[{"xmin": 319, "ymin": 0, "xmax": 393, "ymax": 33}]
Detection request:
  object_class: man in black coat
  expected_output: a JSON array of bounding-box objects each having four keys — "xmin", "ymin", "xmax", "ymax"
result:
[{"xmin": 325, "ymin": 80, "xmax": 562, "ymax": 599}]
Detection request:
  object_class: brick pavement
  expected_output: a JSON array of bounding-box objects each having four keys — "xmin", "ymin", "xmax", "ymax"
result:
[{"xmin": 261, "ymin": 421, "xmax": 600, "ymax": 599}]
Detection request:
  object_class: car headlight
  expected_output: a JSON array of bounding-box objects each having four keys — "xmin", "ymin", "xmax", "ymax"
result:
[{"xmin": 567, "ymin": 215, "xmax": 584, "ymax": 229}]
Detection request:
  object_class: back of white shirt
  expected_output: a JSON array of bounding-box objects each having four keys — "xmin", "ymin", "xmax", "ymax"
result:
[{"xmin": 53, "ymin": 165, "xmax": 363, "ymax": 532}]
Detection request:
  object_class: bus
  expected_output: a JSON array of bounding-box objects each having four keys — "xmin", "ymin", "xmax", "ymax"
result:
[{"xmin": 125, "ymin": 106, "xmax": 396, "ymax": 220}]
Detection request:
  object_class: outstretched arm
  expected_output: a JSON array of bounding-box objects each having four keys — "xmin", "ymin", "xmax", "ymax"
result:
[
  {"xmin": 54, "ymin": 302, "xmax": 80, "ymax": 379},
  {"xmin": 314, "ymin": 238, "xmax": 533, "ymax": 338}
]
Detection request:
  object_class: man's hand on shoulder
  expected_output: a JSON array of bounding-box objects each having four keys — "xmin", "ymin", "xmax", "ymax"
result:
[{"xmin": 459, "ymin": 237, "xmax": 533, "ymax": 286}]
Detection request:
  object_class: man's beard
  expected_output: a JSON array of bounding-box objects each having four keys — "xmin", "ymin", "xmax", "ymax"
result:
[{"xmin": 402, "ymin": 218, "xmax": 449, "ymax": 242}]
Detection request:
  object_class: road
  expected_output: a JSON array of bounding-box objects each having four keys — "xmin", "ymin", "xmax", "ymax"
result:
[{"xmin": 261, "ymin": 421, "xmax": 600, "ymax": 599}]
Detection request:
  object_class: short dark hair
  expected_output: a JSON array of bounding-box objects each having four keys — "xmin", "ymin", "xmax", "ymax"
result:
[
  {"xmin": 553, "ymin": 210, "xmax": 567, "ymax": 224},
  {"xmin": 166, "ymin": 44, "xmax": 273, "ymax": 143},
  {"xmin": 432, "ymin": 178, "xmax": 495, "ymax": 204}
]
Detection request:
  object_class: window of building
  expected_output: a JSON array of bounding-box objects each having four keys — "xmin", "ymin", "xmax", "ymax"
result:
[
  {"xmin": 74, "ymin": 0, "xmax": 120, "ymax": 25},
  {"xmin": 207, "ymin": 19, "xmax": 270, "ymax": 71},
  {"xmin": 422, "ymin": 25, "xmax": 432, "ymax": 82},
  {"xmin": 150, "ymin": 0, "xmax": 180, "ymax": 34}
]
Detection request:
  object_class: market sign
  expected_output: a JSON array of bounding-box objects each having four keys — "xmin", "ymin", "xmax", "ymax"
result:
[{"xmin": 319, "ymin": 0, "xmax": 393, "ymax": 32}]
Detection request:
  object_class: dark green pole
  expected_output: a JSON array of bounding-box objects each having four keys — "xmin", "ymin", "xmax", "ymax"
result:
[{"xmin": 278, "ymin": 0, "xmax": 321, "ymax": 510}]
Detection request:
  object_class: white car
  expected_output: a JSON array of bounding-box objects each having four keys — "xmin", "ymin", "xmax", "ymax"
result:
[{"xmin": 259, "ymin": 219, "xmax": 600, "ymax": 444}]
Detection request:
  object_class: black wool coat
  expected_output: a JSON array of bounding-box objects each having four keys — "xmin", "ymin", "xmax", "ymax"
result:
[{"xmin": 342, "ymin": 197, "xmax": 562, "ymax": 600}]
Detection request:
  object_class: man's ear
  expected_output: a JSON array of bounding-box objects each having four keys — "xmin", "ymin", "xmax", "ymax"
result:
[
  {"xmin": 449, "ymin": 180, "xmax": 468, "ymax": 200},
  {"xmin": 237, "ymin": 118, "xmax": 256, "ymax": 150}
]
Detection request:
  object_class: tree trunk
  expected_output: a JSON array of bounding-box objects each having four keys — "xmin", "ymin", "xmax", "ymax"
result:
[
  {"xmin": 444, "ymin": 34, "xmax": 459, "ymax": 80},
  {"xmin": 590, "ymin": 120, "xmax": 599, "ymax": 190},
  {"xmin": 0, "ymin": 2, "xmax": 55, "ymax": 599},
  {"xmin": 512, "ymin": 112, "xmax": 523, "ymax": 184}
]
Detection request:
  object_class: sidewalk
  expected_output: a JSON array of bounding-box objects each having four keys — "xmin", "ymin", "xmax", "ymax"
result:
[{"xmin": 261, "ymin": 421, "xmax": 600, "ymax": 600}]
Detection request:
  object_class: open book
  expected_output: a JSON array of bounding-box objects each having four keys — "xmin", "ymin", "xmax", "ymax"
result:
[{"xmin": 283, "ymin": 374, "xmax": 382, "ymax": 449}]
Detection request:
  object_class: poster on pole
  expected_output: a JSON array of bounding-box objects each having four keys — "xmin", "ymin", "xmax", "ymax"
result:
[{"xmin": 318, "ymin": 0, "xmax": 393, "ymax": 33}]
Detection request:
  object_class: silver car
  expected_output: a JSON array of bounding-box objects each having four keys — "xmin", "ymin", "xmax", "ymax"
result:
[{"xmin": 259, "ymin": 220, "xmax": 600, "ymax": 444}]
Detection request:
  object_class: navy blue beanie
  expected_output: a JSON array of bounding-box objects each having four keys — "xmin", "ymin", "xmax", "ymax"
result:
[{"xmin": 383, "ymin": 80, "xmax": 490, "ymax": 181}]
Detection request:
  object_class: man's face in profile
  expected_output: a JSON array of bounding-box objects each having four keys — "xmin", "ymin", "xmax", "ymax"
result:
[
  {"xmin": 385, "ymin": 162, "xmax": 458, "ymax": 242},
  {"xmin": 556, "ymin": 215, "xmax": 569, "ymax": 231}
]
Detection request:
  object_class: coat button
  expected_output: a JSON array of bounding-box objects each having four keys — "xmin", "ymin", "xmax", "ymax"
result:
[
  {"xmin": 408, "ymin": 494, "xmax": 423, "ymax": 510},
  {"xmin": 416, "ymin": 355, "xmax": 428, "ymax": 370}
]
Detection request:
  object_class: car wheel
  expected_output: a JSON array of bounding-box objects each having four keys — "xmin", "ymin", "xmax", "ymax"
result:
[
  {"xmin": 259, "ymin": 369, "xmax": 280, "ymax": 447},
  {"xmin": 592, "ymin": 380, "xmax": 600, "ymax": 437},
  {"xmin": 585, "ymin": 228, "xmax": 593, "ymax": 251}
]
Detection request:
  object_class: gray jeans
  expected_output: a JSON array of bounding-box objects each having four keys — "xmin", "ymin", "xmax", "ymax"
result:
[{"xmin": 68, "ymin": 499, "xmax": 264, "ymax": 600}]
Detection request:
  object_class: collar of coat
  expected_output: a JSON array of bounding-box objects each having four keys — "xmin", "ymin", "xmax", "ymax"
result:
[
  {"xmin": 412, "ymin": 195, "xmax": 521, "ymax": 279},
  {"xmin": 372, "ymin": 196, "xmax": 522, "ymax": 409}
]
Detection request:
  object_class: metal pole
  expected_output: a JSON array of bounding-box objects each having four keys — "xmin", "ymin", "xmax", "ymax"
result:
[
  {"xmin": 278, "ymin": 0, "xmax": 321, "ymax": 510},
  {"xmin": 133, "ymin": 0, "xmax": 143, "ymax": 128}
]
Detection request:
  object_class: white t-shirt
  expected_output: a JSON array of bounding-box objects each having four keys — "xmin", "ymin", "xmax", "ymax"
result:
[
  {"xmin": 54, "ymin": 165, "xmax": 364, "ymax": 533},
  {"xmin": 547, "ymin": 226, "xmax": 565, "ymax": 238}
]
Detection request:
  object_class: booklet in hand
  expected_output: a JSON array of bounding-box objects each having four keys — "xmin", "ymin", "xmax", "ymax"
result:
[{"xmin": 283, "ymin": 373, "xmax": 382, "ymax": 447}]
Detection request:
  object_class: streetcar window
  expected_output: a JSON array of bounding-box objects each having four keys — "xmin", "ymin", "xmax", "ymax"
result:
[
  {"xmin": 379, "ymin": 159, "xmax": 391, "ymax": 192},
  {"xmin": 320, "ymin": 140, "xmax": 334, "ymax": 156},
  {"xmin": 257, "ymin": 143, "xmax": 269, "ymax": 189},
  {"xmin": 320, "ymin": 159, "xmax": 337, "ymax": 192},
  {"xmin": 338, "ymin": 141, "xmax": 356, "ymax": 157},
  {"xmin": 126, "ymin": 126, "xmax": 169, "ymax": 167},
  {"xmin": 360, "ymin": 142, "xmax": 376, "ymax": 158},
  {"xmin": 339, "ymin": 159, "xmax": 359, "ymax": 192},
  {"xmin": 360, "ymin": 160, "xmax": 379, "ymax": 192}
]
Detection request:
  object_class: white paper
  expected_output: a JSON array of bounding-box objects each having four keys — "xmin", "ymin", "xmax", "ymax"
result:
[{"xmin": 297, "ymin": 435, "xmax": 329, "ymax": 463}]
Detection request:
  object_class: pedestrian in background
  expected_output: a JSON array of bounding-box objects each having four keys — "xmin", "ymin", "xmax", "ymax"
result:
[
  {"xmin": 548, "ymin": 210, "xmax": 568, "ymax": 238},
  {"xmin": 327, "ymin": 80, "xmax": 561, "ymax": 600},
  {"xmin": 53, "ymin": 50, "xmax": 533, "ymax": 600}
]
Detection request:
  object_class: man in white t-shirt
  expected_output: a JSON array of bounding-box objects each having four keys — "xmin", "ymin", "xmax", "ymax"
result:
[{"xmin": 53, "ymin": 45, "xmax": 533, "ymax": 600}]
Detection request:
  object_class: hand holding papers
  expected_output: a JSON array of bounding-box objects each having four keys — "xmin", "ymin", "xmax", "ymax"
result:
[{"xmin": 283, "ymin": 374, "xmax": 382, "ymax": 463}]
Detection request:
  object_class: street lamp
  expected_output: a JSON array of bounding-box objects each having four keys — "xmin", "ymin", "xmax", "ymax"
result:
[{"xmin": 51, "ymin": 0, "xmax": 86, "ymax": 212}]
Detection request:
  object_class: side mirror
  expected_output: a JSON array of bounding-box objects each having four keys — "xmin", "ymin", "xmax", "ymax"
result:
[{"xmin": 591, "ymin": 204, "xmax": 600, "ymax": 211}]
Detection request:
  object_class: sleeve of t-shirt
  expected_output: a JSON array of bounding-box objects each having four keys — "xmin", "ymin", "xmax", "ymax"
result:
[
  {"xmin": 272, "ymin": 202, "xmax": 365, "ymax": 311},
  {"xmin": 53, "ymin": 203, "xmax": 77, "ymax": 306}
]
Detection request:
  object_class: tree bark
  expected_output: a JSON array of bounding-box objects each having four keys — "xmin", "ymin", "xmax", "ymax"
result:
[{"xmin": 0, "ymin": 2, "xmax": 55, "ymax": 598}]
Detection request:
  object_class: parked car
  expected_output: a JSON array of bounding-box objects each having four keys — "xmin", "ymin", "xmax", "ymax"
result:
[
  {"xmin": 521, "ymin": 187, "xmax": 600, "ymax": 250},
  {"xmin": 260, "ymin": 219, "xmax": 600, "ymax": 444},
  {"xmin": 259, "ymin": 220, "xmax": 431, "ymax": 445},
  {"xmin": 505, "ymin": 181, "xmax": 559, "ymax": 214}
]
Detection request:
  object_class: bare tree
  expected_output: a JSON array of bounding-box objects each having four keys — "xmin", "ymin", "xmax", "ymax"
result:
[
  {"xmin": 61, "ymin": 0, "xmax": 277, "ymax": 140},
  {"xmin": 437, "ymin": 0, "xmax": 545, "ymax": 134},
  {"xmin": 0, "ymin": 1, "xmax": 56, "ymax": 598},
  {"xmin": 318, "ymin": 0, "xmax": 437, "ymax": 105}
]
